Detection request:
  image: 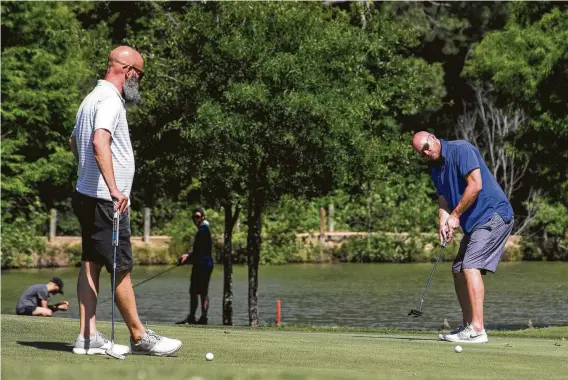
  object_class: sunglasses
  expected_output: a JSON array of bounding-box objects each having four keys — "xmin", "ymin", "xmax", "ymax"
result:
[
  {"xmin": 192, "ymin": 214, "xmax": 203, "ymax": 220},
  {"xmin": 420, "ymin": 135, "xmax": 432, "ymax": 156},
  {"xmin": 117, "ymin": 61, "xmax": 144, "ymax": 80}
]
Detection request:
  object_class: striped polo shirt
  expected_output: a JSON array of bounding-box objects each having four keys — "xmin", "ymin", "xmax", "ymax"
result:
[{"xmin": 71, "ymin": 80, "xmax": 135, "ymax": 202}]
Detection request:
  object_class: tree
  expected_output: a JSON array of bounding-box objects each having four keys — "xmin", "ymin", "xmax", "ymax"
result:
[
  {"xmin": 378, "ymin": 1, "xmax": 509, "ymax": 136},
  {"xmin": 463, "ymin": 4, "xmax": 568, "ymax": 204},
  {"xmin": 128, "ymin": 2, "xmax": 444, "ymax": 325},
  {"xmin": 456, "ymin": 83, "xmax": 530, "ymax": 200},
  {"xmin": 1, "ymin": 2, "xmax": 95, "ymax": 227}
]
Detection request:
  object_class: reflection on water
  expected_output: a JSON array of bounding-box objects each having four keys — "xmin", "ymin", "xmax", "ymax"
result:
[{"xmin": 2, "ymin": 262, "xmax": 567, "ymax": 330}]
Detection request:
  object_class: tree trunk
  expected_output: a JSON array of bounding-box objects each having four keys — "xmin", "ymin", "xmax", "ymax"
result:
[
  {"xmin": 247, "ymin": 161, "xmax": 266, "ymax": 327},
  {"xmin": 222, "ymin": 200, "xmax": 240, "ymax": 326}
]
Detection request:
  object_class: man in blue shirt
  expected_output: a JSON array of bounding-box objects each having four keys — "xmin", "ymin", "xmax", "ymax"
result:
[
  {"xmin": 412, "ymin": 131, "xmax": 514, "ymax": 344},
  {"xmin": 176, "ymin": 208, "xmax": 214, "ymax": 325}
]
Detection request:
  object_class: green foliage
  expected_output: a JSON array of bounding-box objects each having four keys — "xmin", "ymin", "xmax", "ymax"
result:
[
  {"xmin": 130, "ymin": 2, "xmax": 445, "ymax": 195},
  {"xmin": 332, "ymin": 232, "xmax": 446, "ymax": 263},
  {"xmin": 1, "ymin": 198, "xmax": 47, "ymax": 268},
  {"xmin": 463, "ymin": 5, "xmax": 568, "ymax": 202},
  {"xmin": 520, "ymin": 197, "xmax": 568, "ymax": 261},
  {"xmin": 1, "ymin": 2, "xmax": 95, "ymax": 227},
  {"xmin": 381, "ymin": 2, "xmax": 508, "ymax": 55},
  {"xmin": 126, "ymin": 3, "xmax": 446, "ymax": 278},
  {"xmin": 2, "ymin": 1, "xmax": 566, "ymax": 265}
]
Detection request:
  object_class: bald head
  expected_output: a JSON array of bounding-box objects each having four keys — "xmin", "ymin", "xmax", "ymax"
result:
[
  {"xmin": 412, "ymin": 131, "xmax": 431, "ymax": 152},
  {"xmin": 108, "ymin": 46, "xmax": 144, "ymax": 71},
  {"xmin": 412, "ymin": 131, "xmax": 441, "ymax": 161}
]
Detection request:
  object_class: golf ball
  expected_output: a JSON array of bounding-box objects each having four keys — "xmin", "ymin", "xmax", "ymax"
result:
[
  {"xmin": 454, "ymin": 345, "xmax": 462, "ymax": 353},
  {"xmin": 205, "ymin": 352, "xmax": 214, "ymax": 361}
]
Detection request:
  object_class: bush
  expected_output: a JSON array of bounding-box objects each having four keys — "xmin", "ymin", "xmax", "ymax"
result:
[
  {"xmin": 331, "ymin": 233, "xmax": 455, "ymax": 263},
  {"xmin": 1, "ymin": 201, "xmax": 47, "ymax": 268}
]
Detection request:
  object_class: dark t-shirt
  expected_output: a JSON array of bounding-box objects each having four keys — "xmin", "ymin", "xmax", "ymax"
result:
[
  {"xmin": 16, "ymin": 284, "xmax": 49, "ymax": 313},
  {"xmin": 431, "ymin": 139, "xmax": 513, "ymax": 234},
  {"xmin": 191, "ymin": 224, "xmax": 213, "ymax": 269}
]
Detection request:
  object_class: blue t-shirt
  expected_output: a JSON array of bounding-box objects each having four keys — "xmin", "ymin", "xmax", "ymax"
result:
[{"xmin": 431, "ymin": 139, "xmax": 513, "ymax": 234}]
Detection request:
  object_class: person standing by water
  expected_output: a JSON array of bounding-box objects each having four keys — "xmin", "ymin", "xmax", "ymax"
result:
[
  {"xmin": 69, "ymin": 45, "xmax": 182, "ymax": 355},
  {"xmin": 176, "ymin": 208, "xmax": 214, "ymax": 325},
  {"xmin": 412, "ymin": 131, "xmax": 514, "ymax": 344}
]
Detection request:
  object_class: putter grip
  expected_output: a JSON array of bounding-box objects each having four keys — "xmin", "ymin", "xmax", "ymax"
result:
[{"xmin": 112, "ymin": 210, "xmax": 119, "ymax": 247}]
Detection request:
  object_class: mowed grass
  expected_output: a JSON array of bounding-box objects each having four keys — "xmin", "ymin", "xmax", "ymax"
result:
[{"xmin": 1, "ymin": 315, "xmax": 567, "ymax": 380}]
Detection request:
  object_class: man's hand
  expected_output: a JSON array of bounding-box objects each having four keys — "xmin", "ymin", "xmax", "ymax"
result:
[
  {"xmin": 57, "ymin": 301, "xmax": 69, "ymax": 311},
  {"xmin": 110, "ymin": 189, "xmax": 129, "ymax": 215},
  {"xmin": 439, "ymin": 225, "xmax": 450, "ymax": 244},
  {"xmin": 177, "ymin": 253, "xmax": 189, "ymax": 266},
  {"xmin": 443, "ymin": 213, "xmax": 461, "ymax": 243}
]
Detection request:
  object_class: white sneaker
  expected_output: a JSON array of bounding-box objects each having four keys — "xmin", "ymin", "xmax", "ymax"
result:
[
  {"xmin": 130, "ymin": 329, "xmax": 182, "ymax": 356},
  {"xmin": 439, "ymin": 324, "xmax": 465, "ymax": 341},
  {"xmin": 73, "ymin": 331, "xmax": 130, "ymax": 355},
  {"xmin": 444, "ymin": 324, "xmax": 488, "ymax": 344}
]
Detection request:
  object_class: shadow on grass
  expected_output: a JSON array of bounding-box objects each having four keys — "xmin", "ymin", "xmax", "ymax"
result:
[
  {"xmin": 353, "ymin": 335, "xmax": 439, "ymax": 341},
  {"xmin": 17, "ymin": 341, "xmax": 73, "ymax": 352}
]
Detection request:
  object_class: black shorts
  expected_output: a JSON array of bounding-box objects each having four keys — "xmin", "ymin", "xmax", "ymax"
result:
[
  {"xmin": 72, "ymin": 191, "xmax": 134, "ymax": 273},
  {"xmin": 190, "ymin": 266, "xmax": 213, "ymax": 296},
  {"xmin": 16, "ymin": 306, "xmax": 36, "ymax": 316}
]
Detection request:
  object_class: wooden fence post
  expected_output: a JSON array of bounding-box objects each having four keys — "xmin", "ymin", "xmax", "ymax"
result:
[
  {"xmin": 143, "ymin": 207, "xmax": 151, "ymax": 243},
  {"xmin": 328, "ymin": 203, "xmax": 334, "ymax": 233},
  {"xmin": 49, "ymin": 208, "xmax": 57, "ymax": 242},
  {"xmin": 319, "ymin": 207, "xmax": 326, "ymax": 243}
]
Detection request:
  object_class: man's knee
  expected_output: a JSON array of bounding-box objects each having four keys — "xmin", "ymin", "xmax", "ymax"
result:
[
  {"xmin": 115, "ymin": 268, "xmax": 132, "ymax": 284},
  {"xmin": 463, "ymin": 268, "xmax": 482, "ymax": 276}
]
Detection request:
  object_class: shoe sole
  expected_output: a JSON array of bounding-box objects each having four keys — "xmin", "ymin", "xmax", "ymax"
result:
[
  {"xmin": 444, "ymin": 336, "xmax": 488, "ymax": 344},
  {"xmin": 73, "ymin": 347, "xmax": 131, "ymax": 355},
  {"xmin": 131, "ymin": 342, "xmax": 183, "ymax": 357}
]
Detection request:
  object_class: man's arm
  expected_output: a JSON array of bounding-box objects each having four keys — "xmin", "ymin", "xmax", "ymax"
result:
[
  {"xmin": 40, "ymin": 299, "xmax": 56, "ymax": 312},
  {"xmin": 69, "ymin": 135, "xmax": 79, "ymax": 161},
  {"xmin": 40, "ymin": 299, "xmax": 68, "ymax": 312},
  {"xmin": 445, "ymin": 168, "xmax": 483, "ymax": 238},
  {"xmin": 451, "ymin": 168, "xmax": 482, "ymax": 219},
  {"xmin": 92, "ymin": 129, "xmax": 128, "ymax": 214}
]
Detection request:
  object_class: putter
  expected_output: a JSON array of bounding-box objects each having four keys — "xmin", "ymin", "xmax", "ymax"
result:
[
  {"xmin": 408, "ymin": 240, "xmax": 447, "ymax": 317},
  {"xmin": 105, "ymin": 208, "xmax": 126, "ymax": 360}
]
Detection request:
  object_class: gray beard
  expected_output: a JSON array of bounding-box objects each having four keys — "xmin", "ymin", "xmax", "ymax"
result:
[{"xmin": 123, "ymin": 76, "xmax": 141, "ymax": 104}]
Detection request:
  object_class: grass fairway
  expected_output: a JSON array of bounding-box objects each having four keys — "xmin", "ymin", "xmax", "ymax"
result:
[{"xmin": 2, "ymin": 315, "xmax": 567, "ymax": 380}]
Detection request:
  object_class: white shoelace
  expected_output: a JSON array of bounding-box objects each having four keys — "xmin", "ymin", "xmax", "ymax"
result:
[
  {"xmin": 95, "ymin": 331, "xmax": 109, "ymax": 343},
  {"xmin": 143, "ymin": 330, "xmax": 162, "ymax": 345}
]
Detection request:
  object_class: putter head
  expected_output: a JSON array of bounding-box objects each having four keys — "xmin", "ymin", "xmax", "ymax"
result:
[
  {"xmin": 408, "ymin": 309, "xmax": 423, "ymax": 317},
  {"xmin": 105, "ymin": 348, "xmax": 126, "ymax": 360}
]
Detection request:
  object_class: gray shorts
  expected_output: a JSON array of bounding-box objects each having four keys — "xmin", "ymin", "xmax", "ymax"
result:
[{"xmin": 453, "ymin": 212, "xmax": 514, "ymax": 275}]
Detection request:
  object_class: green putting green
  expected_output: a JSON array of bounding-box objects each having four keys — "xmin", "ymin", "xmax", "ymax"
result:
[{"xmin": 2, "ymin": 315, "xmax": 566, "ymax": 380}]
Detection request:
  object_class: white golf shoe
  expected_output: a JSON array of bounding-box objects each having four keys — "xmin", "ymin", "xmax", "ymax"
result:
[
  {"xmin": 73, "ymin": 331, "xmax": 130, "ymax": 355},
  {"xmin": 443, "ymin": 324, "xmax": 488, "ymax": 344}
]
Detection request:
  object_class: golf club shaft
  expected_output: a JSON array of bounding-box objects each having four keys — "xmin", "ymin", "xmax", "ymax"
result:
[
  {"xmin": 99, "ymin": 265, "xmax": 179, "ymax": 305},
  {"xmin": 111, "ymin": 210, "xmax": 120, "ymax": 344},
  {"xmin": 420, "ymin": 242, "xmax": 446, "ymax": 302},
  {"xmin": 129, "ymin": 265, "xmax": 179, "ymax": 289}
]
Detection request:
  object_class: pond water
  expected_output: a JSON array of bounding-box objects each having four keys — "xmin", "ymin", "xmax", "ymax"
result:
[{"xmin": 2, "ymin": 262, "xmax": 567, "ymax": 330}]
